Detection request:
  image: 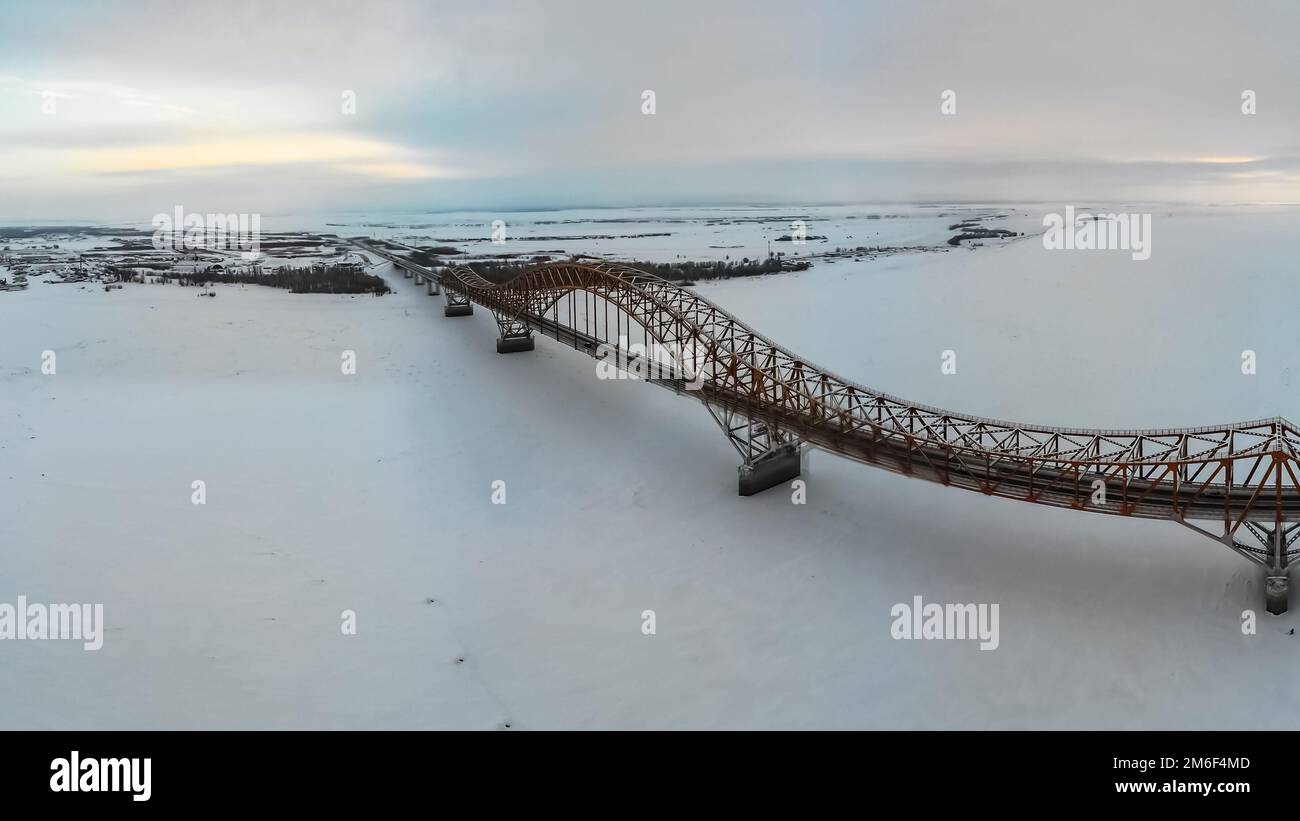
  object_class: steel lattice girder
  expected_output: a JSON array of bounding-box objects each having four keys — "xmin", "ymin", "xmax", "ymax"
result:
[{"xmin": 429, "ymin": 258, "xmax": 1299, "ymax": 569}]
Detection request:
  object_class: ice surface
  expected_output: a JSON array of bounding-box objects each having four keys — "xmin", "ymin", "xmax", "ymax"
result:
[{"xmin": 2, "ymin": 205, "xmax": 1299, "ymax": 729}]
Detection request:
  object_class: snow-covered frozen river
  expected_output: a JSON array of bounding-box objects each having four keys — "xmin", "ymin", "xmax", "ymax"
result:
[{"xmin": 3, "ymin": 204, "xmax": 1299, "ymax": 728}]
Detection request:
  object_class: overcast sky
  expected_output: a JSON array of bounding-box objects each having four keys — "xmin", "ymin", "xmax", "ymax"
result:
[{"xmin": 1, "ymin": 0, "xmax": 1297, "ymax": 219}]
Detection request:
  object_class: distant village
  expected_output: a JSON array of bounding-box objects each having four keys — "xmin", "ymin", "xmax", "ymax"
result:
[{"xmin": 0, "ymin": 229, "xmax": 388, "ymax": 295}]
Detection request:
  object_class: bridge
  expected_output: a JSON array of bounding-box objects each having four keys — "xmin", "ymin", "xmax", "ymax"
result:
[{"xmin": 357, "ymin": 240, "xmax": 1300, "ymax": 615}]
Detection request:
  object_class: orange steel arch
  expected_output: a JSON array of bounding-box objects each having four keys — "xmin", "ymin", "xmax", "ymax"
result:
[{"xmin": 373, "ymin": 244, "xmax": 1299, "ymax": 612}]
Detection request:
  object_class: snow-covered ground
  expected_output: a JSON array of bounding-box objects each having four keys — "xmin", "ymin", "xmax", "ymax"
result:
[
  {"xmin": 312, "ymin": 204, "xmax": 1015, "ymax": 263},
  {"xmin": 3, "ymin": 205, "xmax": 1299, "ymax": 729},
  {"xmin": 3, "ymin": 204, "xmax": 1035, "ymax": 265}
]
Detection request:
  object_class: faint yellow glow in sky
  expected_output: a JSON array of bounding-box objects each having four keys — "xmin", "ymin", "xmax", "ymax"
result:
[
  {"xmin": 67, "ymin": 134, "xmax": 446, "ymax": 179},
  {"xmin": 1193, "ymin": 156, "xmax": 1263, "ymax": 165},
  {"xmin": 344, "ymin": 161, "xmax": 445, "ymax": 180}
]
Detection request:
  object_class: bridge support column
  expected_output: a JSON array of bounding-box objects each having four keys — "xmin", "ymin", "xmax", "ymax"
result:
[
  {"xmin": 427, "ymin": 278, "xmax": 439, "ymax": 296},
  {"xmin": 493, "ymin": 312, "xmax": 534, "ymax": 353},
  {"xmin": 738, "ymin": 443, "xmax": 801, "ymax": 496},
  {"xmin": 404, "ymin": 267, "xmax": 413, "ymax": 279},
  {"xmin": 1265, "ymin": 574, "xmax": 1289, "ymax": 615},
  {"xmin": 497, "ymin": 335, "xmax": 535, "ymax": 353},
  {"xmin": 443, "ymin": 290, "xmax": 473, "ymax": 317}
]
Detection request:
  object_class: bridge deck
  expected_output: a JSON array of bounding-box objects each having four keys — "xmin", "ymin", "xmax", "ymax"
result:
[{"xmin": 354, "ymin": 239, "xmax": 1300, "ymax": 589}]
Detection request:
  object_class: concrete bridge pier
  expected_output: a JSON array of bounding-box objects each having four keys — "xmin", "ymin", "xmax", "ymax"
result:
[
  {"xmin": 443, "ymin": 290, "xmax": 473, "ymax": 317},
  {"xmin": 738, "ymin": 442, "xmax": 802, "ymax": 496},
  {"xmin": 1266, "ymin": 574, "xmax": 1289, "ymax": 615},
  {"xmin": 404, "ymin": 267, "xmax": 413, "ymax": 279},
  {"xmin": 427, "ymin": 278, "xmax": 440, "ymax": 296},
  {"xmin": 497, "ymin": 335, "xmax": 535, "ymax": 353},
  {"xmin": 493, "ymin": 312, "xmax": 534, "ymax": 353}
]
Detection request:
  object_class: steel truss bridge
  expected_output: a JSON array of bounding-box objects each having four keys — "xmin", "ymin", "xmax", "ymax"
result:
[{"xmin": 361, "ymin": 241, "xmax": 1298, "ymax": 614}]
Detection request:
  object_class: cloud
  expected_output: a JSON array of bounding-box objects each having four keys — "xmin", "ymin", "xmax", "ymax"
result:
[{"xmin": 2, "ymin": 0, "xmax": 1299, "ymax": 217}]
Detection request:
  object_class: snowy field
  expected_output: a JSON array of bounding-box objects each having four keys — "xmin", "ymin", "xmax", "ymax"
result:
[
  {"xmin": 3, "ymin": 204, "xmax": 1036, "ymax": 265},
  {"xmin": 3, "ymin": 205, "xmax": 1300, "ymax": 729},
  {"xmin": 309, "ymin": 204, "xmax": 1026, "ymax": 263}
]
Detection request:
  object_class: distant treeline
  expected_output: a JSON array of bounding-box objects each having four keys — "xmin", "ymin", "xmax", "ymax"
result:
[
  {"xmin": 946, "ymin": 228, "xmax": 1019, "ymax": 246},
  {"xmin": 408, "ymin": 249, "xmax": 461, "ymax": 265},
  {"xmin": 461, "ymin": 255, "xmax": 810, "ymax": 284},
  {"xmin": 0, "ymin": 226, "xmax": 152, "ymax": 239},
  {"xmin": 120, "ymin": 264, "xmax": 391, "ymax": 294}
]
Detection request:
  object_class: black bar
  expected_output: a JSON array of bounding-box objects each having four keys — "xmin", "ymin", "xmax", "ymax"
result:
[{"xmin": 3, "ymin": 731, "xmax": 1285, "ymax": 808}]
